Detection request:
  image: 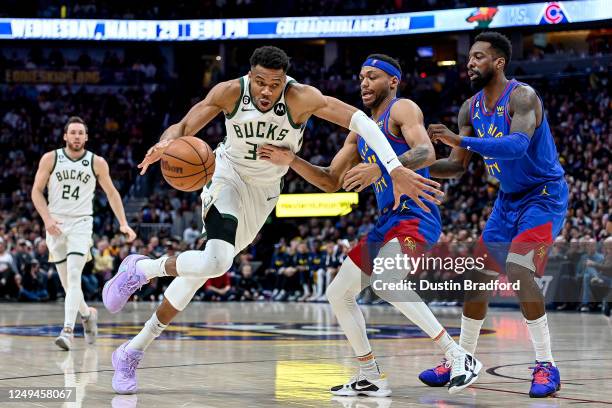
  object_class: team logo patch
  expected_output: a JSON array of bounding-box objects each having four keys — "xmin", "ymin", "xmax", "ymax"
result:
[
  {"xmin": 274, "ymin": 103, "xmax": 286, "ymax": 116},
  {"xmin": 403, "ymin": 236, "xmax": 417, "ymax": 251},
  {"xmin": 242, "ymin": 95, "xmax": 251, "ymax": 105},
  {"xmin": 536, "ymin": 246, "xmax": 547, "ymax": 259},
  {"xmin": 539, "ymin": 2, "xmax": 569, "ymax": 25},
  {"xmin": 82, "ymin": 160, "xmax": 89, "ymax": 166},
  {"xmin": 0, "ymin": 322, "xmax": 491, "ymax": 341},
  {"xmin": 466, "ymin": 7, "xmax": 498, "ymax": 28}
]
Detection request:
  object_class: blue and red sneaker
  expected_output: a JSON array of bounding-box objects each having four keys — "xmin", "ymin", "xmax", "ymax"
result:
[
  {"xmin": 529, "ymin": 362, "xmax": 560, "ymax": 398},
  {"xmin": 418, "ymin": 359, "xmax": 451, "ymax": 387}
]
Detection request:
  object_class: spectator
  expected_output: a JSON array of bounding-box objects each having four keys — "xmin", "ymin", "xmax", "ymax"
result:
[
  {"xmin": 201, "ymin": 273, "xmax": 232, "ymax": 301},
  {"xmin": 235, "ymin": 263, "xmax": 262, "ymax": 301},
  {"xmin": 19, "ymin": 259, "xmax": 49, "ymax": 301}
]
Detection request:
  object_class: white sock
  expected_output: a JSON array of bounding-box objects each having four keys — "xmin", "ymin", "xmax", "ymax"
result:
[
  {"xmin": 128, "ymin": 312, "xmax": 168, "ymax": 352},
  {"xmin": 459, "ymin": 315, "xmax": 484, "ymax": 355},
  {"xmin": 358, "ymin": 352, "xmax": 381, "ymax": 379},
  {"xmin": 138, "ymin": 257, "xmax": 169, "ymax": 280},
  {"xmin": 526, "ymin": 315, "xmax": 554, "ymax": 364},
  {"xmin": 434, "ymin": 330, "xmax": 461, "ymax": 358}
]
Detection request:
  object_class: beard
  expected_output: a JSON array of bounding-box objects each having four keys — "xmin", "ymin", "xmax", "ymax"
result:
[
  {"xmin": 364, "ymin": 90, "xmax": 389, "ymax": 110},
  {"xmin": 470, "ymin": 69, "xmax": 494, "ymax": 91},
  {"xmin": 66, "ymin": 142, "xmax": 84, "ymax": 152}
]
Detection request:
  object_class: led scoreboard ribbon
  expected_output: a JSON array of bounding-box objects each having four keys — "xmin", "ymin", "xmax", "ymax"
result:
[{"xmin": 0, "ymin": 1, "xmax": 609, "ymax": 41}]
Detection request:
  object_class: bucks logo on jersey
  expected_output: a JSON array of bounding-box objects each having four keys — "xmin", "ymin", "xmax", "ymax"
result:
[
  {"xmin": 48, "ymin": 149, "xmax": 96, "ymax": 217},
  {"xmin": 220, "ymin": 75, "xmax": 306, "ymax": 182}
]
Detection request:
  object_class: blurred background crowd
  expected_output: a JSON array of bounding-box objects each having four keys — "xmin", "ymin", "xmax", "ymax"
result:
[{"xmin": 0, "ymin": 4, "xmax": 609, "ymax": 314}]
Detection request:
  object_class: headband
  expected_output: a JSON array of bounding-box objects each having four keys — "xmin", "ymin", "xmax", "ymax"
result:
[{"xmin": 362, "ymin": 58, "xmax": 401, "ymax": 79}]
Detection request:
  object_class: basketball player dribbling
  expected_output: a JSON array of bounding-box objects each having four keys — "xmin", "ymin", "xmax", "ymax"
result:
[
  {"xmin": 420, "ymin": 32, "xmax": 568, "ymax": 398},
  {"xmin": 259, "ymin": 54, "xmax": 482, "ymax": 396},
  {"xmin": 31, "ymin": 116, "xmax": 137, "ymax": 350},
  {"xmin": 102, "ymin": 46, "xmax": 444, "ymax": 394}
]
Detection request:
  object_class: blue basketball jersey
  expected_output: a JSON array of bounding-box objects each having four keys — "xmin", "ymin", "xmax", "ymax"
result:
[
  {"xmin": 356, "ymin": 98, "xmax": 441, "ymax": 228},
  {"xmin": 469, "ymin": 79, "xmax": 564, "ymax": 193}
]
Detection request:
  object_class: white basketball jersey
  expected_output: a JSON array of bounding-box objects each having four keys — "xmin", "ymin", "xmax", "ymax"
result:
[
  {"xmin": 220, "ymin": 74, "xmax": 306, "ymax": 184},
  {"xmin": 47, "ymin": 149, "xmax": 96, "ymax": 217}
]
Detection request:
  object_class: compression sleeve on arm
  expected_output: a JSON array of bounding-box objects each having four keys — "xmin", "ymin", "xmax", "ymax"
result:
[
  {"xmin": 460, "ymin": 132, "xmax": 530, "ymax": 159},
  {"xmin": 348, "ymin": 110, "xmax": 401, "ymax": 173}
]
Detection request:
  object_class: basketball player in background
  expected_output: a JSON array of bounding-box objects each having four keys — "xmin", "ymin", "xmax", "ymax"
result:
[
  {"xmin": 102, "ymin": 46, "xmax": 444, "ymax": 394},
  {"xmin": 259, "ymin": 54, "xmax": 481, "ymax": 396},
  {"xmin": 31, "ymin": 116, "xmax": 137, "ymax": 350},
  {"xmin": 420, "ymin": 32, "xmax": 567, "ymax": 398}
]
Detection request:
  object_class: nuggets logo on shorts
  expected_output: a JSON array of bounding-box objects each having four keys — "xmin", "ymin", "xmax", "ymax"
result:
[
  {"xmin": 536, "ymin": 245, "xmax": 547, "ymax": 259},
  {"xmin": 403, "ymin": 236, "xmax": 417, "ymax": 251}
]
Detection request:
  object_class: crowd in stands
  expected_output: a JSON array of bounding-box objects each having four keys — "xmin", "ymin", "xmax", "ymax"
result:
[
  {"xmin": 0, "ymin": 43, "xmax": 609, "ymax": 316},
  {"xmin": 2, "ymin": 0, "xmax": 545, "ymax": 20}
]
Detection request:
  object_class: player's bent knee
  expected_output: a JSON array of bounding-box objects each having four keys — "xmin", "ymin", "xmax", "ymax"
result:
[{"xmin": 176, "ymin": 239, "xmax": 234, "ymax": 278}]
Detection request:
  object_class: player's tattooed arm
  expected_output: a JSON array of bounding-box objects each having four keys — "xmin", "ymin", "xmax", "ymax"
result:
[
  {"xmin": 343, "ymin": 99, "xmax": 434, "ymax": 192},
  {"xmin": 139, "ymin": 80, "xmax": 240, "ymax": 175},
  {"xmin": 258, "ymin": 133, "xmax": 360, "ymax": 193},
  {"xmin": 95, "ymin": 155, "xmax": 137, "ymax": 242},
  {"xmin": 429, "ymin": 98, "xmax": 474, "ymax": 179},
  {"xmin": 508, "ymin": 85, "xmax": 540, "ymax": 138},
  {"xmin": 31, "ymin": 151, "xmax": 61, "ymax": 235},
  {"xmin": 394, "ymin": 99, "xmax": 435, "ymax": 170}
]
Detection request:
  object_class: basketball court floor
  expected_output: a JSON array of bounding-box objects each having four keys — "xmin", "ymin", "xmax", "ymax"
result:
[{"xmin": 0, "ymin": 302, "xmax": 610, "ymax": 407}]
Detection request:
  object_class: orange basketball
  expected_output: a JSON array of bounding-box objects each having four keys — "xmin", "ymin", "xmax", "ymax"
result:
[{"xmin": 160, "ymin": 136, "xmax": 215, "ymax": 192}]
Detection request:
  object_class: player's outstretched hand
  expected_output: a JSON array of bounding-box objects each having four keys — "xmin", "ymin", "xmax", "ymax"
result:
[
  {"xmin": 427, "ymin": 124, "xmax": 462, "ymax": 148},
  {"xmin": 343, "ymin": 163, "xmax": 381, "ymax": 192},
  {"xmin": 44, "ymin": 217, "xmax": 63, "ymax": 236},
  {"xmin": 389, "ymin": 167, "xmax": 444, "ymax": 212},
  {"xmin": 258, "ymin": 144, "xmax": 296, "ymax": 166},
  {"xmin": 138, "ymin": 139, "xmax": 172, "ymax": 175},
  {"xmin": 120, "ymin": 224, "xmax": 137, "ymax": 243}
]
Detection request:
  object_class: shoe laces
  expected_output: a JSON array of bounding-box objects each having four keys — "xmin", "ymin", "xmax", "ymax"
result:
[
  {"xmin": 119, "ymin": 274, "xmax": 144, "ymax": 296},
  {"xmin": 434, "ymin": 359, "xmax": 451, "ymax": 375},
  {"xmin": 122, "ymin": 352, "xmax": 140, "ymax": 377},
  {"xmin": 530, "ymin": 363, "xmax": 552, "ymax": 385},
  {"xmin": 451, "ymin": 353, "xmax": 465, "ymax": 375}
]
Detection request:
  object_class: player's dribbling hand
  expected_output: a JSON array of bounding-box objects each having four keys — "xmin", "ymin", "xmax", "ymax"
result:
[
  {"xmin": 137, "ymin": 139, "xmax": 172, "ymax": 175},
  {"xmin": 257, "ymin": 144, "xmax": 296, "ymax": 166},
  {"xmin": 427, "ymin": 124, "xmax": 462, "ymax": 147},
  {"xmin": 44, "ymin": 217, "xmax": 63, "ymax": 236},
  {"xmin": 389, "ymin": 167, "xmax": 444, "ymax": 212},
  {"xmin": 119, "ymin": 225, "xmax": 137, "ymax": 243},
  {"xmin": 343, "ymin": 163, "xmax": 381, "ymax": 192}
]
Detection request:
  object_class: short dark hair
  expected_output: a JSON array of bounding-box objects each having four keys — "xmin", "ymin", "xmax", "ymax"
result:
[
  {"xmin": 64, "ymin": 116, "xmax": 88, "ymax": 133},
  {"xmin": 366, "ymin": 53, "xmax": 402, "ymax": 77},
  {"xmin": 250, "ymin": 46, "xmax": 290, "ymax": 72},
  {"xmin": 474, "ymin": 31, "xmax": 512, "ymax": 65}
]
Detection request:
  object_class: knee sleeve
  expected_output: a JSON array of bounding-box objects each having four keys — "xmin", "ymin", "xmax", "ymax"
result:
[
  {"xmin": 164, "ymin": 277, "xmax": 207, "ymax": 311},
  {"xmin": 66, "ymin": 254, "xmax": 86, "ymax": 289},
  {"xmin": 176, "ymin": 239, "xmax": 235, "ymax": 279}
]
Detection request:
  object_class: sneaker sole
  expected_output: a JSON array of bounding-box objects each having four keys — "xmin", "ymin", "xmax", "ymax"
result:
[
  {"xmin": 331, "ymin": 388, "xmax": 392, "ymax": 397},
  {"xmin": 419, "ymin": 377, "xmax": 449, "ymax": 387},
  {"xmin": 529, "ymin": 382, "xmax": 561, "ymax": 398},
  {"xmin": 448, "ymin": 359, "xmax": 483, "ymax": 394},
  {"xmin": 55, "ymin": 336, "xmax": 71, "ymax": 351}
]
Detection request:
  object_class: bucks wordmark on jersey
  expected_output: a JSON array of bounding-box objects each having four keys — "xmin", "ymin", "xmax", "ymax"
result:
[
  {"xmin": 47, "ymin": 148, "xmax": 96, "ymax": 217},
  {"xmin": 220, "ymin": 75, "xmax": 306, "ymax": 183}
]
